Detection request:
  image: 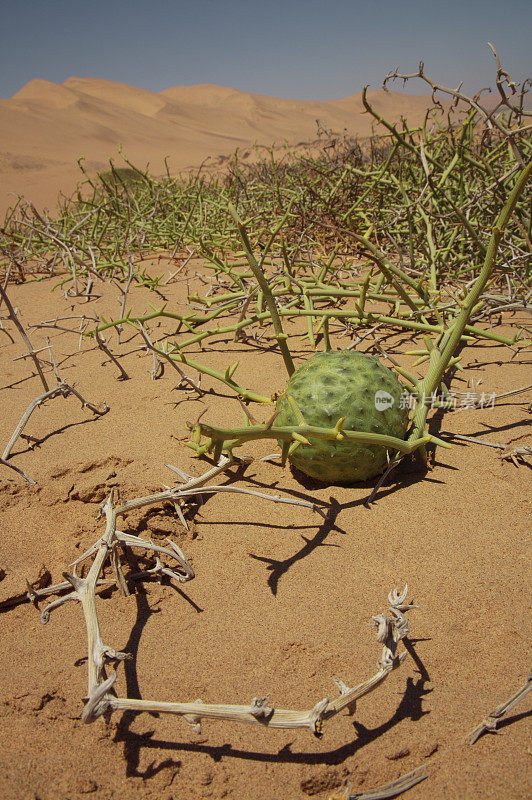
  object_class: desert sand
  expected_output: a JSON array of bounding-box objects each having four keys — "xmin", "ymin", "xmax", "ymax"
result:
[
  {"xmin": 1, "ymin": 77, "xmax": 436, "ymax": 216},
  {"xmin": 0, "ymin": 80, "xmax": 530, "ymax": 800}
]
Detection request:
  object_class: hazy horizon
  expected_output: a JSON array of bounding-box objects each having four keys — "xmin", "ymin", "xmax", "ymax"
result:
[{"xmin": 2, "ymin": 0, "xmax": 530, "ymax": 101}]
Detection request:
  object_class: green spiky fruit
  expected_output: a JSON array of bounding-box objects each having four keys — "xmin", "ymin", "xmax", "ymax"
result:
[{"xmin": 275, "ymin": 350, "xmax": 409, "ymax": 483}]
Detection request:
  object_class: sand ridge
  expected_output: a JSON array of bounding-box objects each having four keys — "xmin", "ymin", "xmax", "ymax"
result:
[{"xmin": 0, "ymin": 78, "xmax": 437, "ymax": 215}]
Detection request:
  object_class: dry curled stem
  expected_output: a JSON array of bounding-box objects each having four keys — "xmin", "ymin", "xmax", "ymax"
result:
[
  {"xmin": 104, "ymin": 584, "xmax": 415, "ymax": 735},
  {"xmin": 35, "ymin": 458, "xmax": 416, "ymax": 738},
  {"xmin": 94, "ymin": 327, "xmax": 130, "ymax": 380}
]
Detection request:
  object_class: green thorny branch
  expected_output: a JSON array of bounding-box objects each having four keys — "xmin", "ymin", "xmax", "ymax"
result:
[
  {"xmin": 406, "ymin": 157, "xmax": 532, "ymax": 460},
  {"xmin": 188, "ymin": 159, "xmax": 532, "ymax": 469}
]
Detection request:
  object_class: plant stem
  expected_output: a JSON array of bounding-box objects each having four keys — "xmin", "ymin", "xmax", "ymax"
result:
[{"xmin": 228, "ymin": 203, "xmax": 295, "ymax": 376}]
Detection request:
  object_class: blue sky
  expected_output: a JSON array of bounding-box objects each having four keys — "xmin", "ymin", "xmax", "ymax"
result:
[{"xmin": 1, "ymin": 0, "xmax": 530, "ymax": 99}]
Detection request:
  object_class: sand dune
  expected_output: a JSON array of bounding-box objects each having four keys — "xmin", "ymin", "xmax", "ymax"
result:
[{"xmin": 0, "ymin": 77, "xmax": 437, "ymax": 215}]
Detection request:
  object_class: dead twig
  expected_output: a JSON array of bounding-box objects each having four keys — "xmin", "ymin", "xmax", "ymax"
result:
[
  {"xmin": 94, "ymin": 327, "xmax": 130, "ymax": 381},
  {"xmin": 114, "ymin": 261, "xmax": 134, "ymax": 344},
  {"xmin": 499, "ymin": 444, "xmax": 532, "ymax": 467},
  {"xmin": 0, "ymin": 282, "xmax": 49, "ymax": 391},
  {"xmin": 465, "ymin": 669, "xmax": 532, "ymax": 744},
  {"xmin": 0, "ymin": 455, "xmax": 36, "ymax": 484},
  {"xmin": 139, "ymin": 326, "xmax": 204, "ymax": 395},
  {"xmin": 1, "ymin": 382, "xmax": 109, "ymax": 479},
  {"xmin": 101, "ymin": 584, "xmax": 415, "ymax": 734},
  {"xmin": 364, "ymin": 456, "xmax": 403, "ymax": 507},
  {"xmin": 440, "ymin": 431, "xmax": 531, "ymax": 466},
  {"xmin": 329, "ymin": 765, "xmax": 429, "ymax": 799},
  {"xmin": 35, "ymin": 457, "xmax": 415, "ymax": 737}
]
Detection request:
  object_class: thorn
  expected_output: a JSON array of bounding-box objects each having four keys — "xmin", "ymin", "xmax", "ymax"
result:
[
  {"xmin": 184, "ymin": 698, "xmax": 204, "ymax": 734},
  {"xmin": 237, "ymin": 396, "xmax": 258, "ymax": 425},
  {"xmin": 287, "ymin": 440, "xmax": 302, "ymax": 457},
  {"xmin": 292, "ymin": 432, "xmax": 311, "ymax": 445},
  {"xmin": 264, "ymin": 409, "xmax": 280, "ymax": 429},
  {"xmin": 333, "ymin": 417, "xmax": 346, "ymax": 440},
  {"xmin": 224, "ymin": 361, "xmax": 239, "ymax": 381},
  {"xmin": 388, "ymin": 584, "xmax": 408, "ymax": 606},
  {"xmin": 212, "ymin": 439, "xmax": 224, "ymax": 462},
  {"xmin": 62, "ymin": 571, "xmax": 86, "ymax": 593},
  {"xmin": 333, "ymin": 679, "xmax": 352, "ymax": 696}
]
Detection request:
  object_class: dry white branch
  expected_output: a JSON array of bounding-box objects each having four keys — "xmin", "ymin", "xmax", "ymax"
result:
[
  {"xmin": 144, "ymin": 457, "xmax": 328, "ymax": 517},
  {"xmin": 441, "ymin": 431, "xmax": 532, "ymax": 466},
  {"xmin": 55, "ymin": 488, "xmax": 195, "ymax": 706},
  {"xmin": 94, "ymin": 328, "xmax": 130, "ymax": 380},
  {"xmin": 499, "ymin": 444, "xmax": 532, "ymax": 467},
  {"xmin": 331, "ymin": 764, "xmax": 429, "ymax": 799},
  {"xmin": 1, "ymin": 382, "xmax": 109, "ymax": 479},
  {"xmin": 466, "ymin": 669, "xmax": 532, "ymax": 744},
  {"xmin": 0, "ymin": 455, "xmax": 36, "ymax": 483},
  {"xmin": 174, "ymin": 484, "xmax": 329, "ymax": 517},
  {"xmin": 139, "ymin": 326, "xmax": 204, "ymax": 395},
  {"xmin": 162, "ymin": 245, "xmax": 199, "ymax": 284},
  {"xmin": 34, "ymin": 458, "xmax": 416, "ymax": 739},
  {"xmin": 103, "ymin": 585, "xmax": 415, "ymax": 734},
  {"xmin": 114, "ymin": 262, "xmax": 134, "ymax": 344},
  {"xmin": 0, "ymin": 282, "xmax": 49, "ymax": 390}
]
